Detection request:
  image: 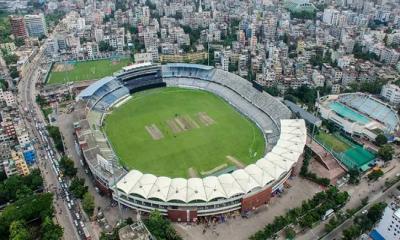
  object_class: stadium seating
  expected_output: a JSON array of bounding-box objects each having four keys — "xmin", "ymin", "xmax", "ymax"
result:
[{"xmin": 338, "ymin": 93, "xmax": 399, "ymax": 132}]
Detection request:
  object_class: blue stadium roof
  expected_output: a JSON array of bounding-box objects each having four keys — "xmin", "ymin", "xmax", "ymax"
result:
[
  {"xmin": 165, "ymin": 63, "xmax": 214, "ymax": 70},
  {"xmin": 77, "ymin": 76, "xmax": 115, "ymax": 100}
]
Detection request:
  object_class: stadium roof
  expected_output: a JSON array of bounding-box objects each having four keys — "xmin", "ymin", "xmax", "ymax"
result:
[
  {"xmin": 115, "ymin": 119, "xmax": 307, "ymax": 203},
  {"xmin": 284, "ymin": 100, "xmax": 322, "ymax": 127},
  {"xmin": 165, "ymin": 63, "xmax": 214, "ymax": 70},
  {"xmin": 77, "ymin": 76, "xmax": 115, "ymax": 100}
]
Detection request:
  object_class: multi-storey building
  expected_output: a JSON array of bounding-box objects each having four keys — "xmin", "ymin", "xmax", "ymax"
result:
[
  {"xmin": 9, "ymin": 15, "xmax": 27, "ymax": 39},
  {"xmin": 24, "ymin": 14, "xmax": 48, "ymax": 38},
  {"xmin": 374, "ymin": 202, "xmax": 400, "ymax": 240},
  {"xmin": 381, "ymin": 83, "xmax": 400, "ymax": 105}
]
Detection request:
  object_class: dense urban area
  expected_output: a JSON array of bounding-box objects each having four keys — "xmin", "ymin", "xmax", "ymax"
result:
[{"xmin": 0, "ymin": 0, "xmax": 400, "ymax": 239}]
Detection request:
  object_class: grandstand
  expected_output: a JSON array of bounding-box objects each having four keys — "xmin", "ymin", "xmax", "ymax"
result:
[
  {"xmin": 318, "ymin": 93, "xmax": 399, "ymax": 140},
  {"xmin": 73, "ymin": 63, "xmax": 307, "ymax": 221}
]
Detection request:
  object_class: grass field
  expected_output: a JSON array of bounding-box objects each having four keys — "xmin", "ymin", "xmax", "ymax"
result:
[
  {"xmin": 315, "ymin": 131, "xmax": 351, "ymax": 152},
  {"xmin": 47, "ymin": 58, "xmax": 131, "ymax": 85},
  {"xmin": 104, "ymin": 87, "xmax": 266, "ymax": 178}
]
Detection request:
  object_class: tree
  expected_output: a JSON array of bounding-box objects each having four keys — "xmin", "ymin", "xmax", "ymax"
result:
[
  {"xmin": 82, "ymin": 192, "xmax": 95, "ymax": 216},
  {"xmin": 375, "ymin": 134, "xmax": 387, "ymax": 146},
  {"xmin": 367, "ymin": 202, "xmax": 387, "ymax": 223},
  {"xmin": 9, "ymin": 221, "xmax": 30, "ymax": 240},
  {"xmin": 348, "ymin": 168, "xmax": 360, "ymax": 184},
  {"xmin": 368, "ymin": 169, "xmax": 384, "ymax": 181},
  {"xmin": 46, "ymin": 126, "xmax": 64, "ymax": 153},
  {"xmin": 264, "ymin": 85, "xmax": 280, "ymax": 96},
  {"xmin": 59, "ymin": 156, "xmax": 77, "ymax": 177},
  {"xmin": 144, "ymin": 210, "xmax": 182, "ymax": 240},
  {"xmin": 9, "ymin": 66, "xmax": 19, "ymax": 79},
  {"xmin": 0, "ymin": 193, "xmax": 54, "ymax": 239},
  {"xmin": 69, "ymin": 178, "xmax": 88, "ymax": 199},
  {"xmin": 36, "ymin": 95, "xmax": 47, "ymax": 107},
  {"xmin": 290, "ymin": 10, "xmax": 316, "ymax": 20},
  {"xmin": 285, "ymin": 226, "xmax": 296, "ymax": 239},
  {"xmin": 99, "ymin": 41, "xmax": 113, "ymax": 52},
  {"xmin": 378, "ymin": 144, "xmax": 394, "ymax": 161},
  {"xmin": 41, "ymin": 216, "xmax": 63, "ymax": 240},
  {"xmin": 14, "ymin": 37, "xmax": 25, "ymax": 47},
  {"xmin": 3, "ymin": 54, "xmax": 18, "ymax": 66}
]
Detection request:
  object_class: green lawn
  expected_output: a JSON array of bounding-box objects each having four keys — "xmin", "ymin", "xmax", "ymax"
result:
[
  {"xmin": 315, "ymin": 131, "xmax": 351, "ymax": 152},
  {"xmin": 104, "ymin": 87, "xmax": 265, "ymax": 178},
  {"xmin": 47, "ymin": 58, "xmax": 131, "ymax": 85}
]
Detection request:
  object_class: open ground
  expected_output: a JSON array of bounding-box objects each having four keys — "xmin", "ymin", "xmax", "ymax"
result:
[
  {"xmin": 103, "ymin": 87, "xmax": 265, "ymax": 178},
  {"xmin": 47, "ymin": 58, "xmax": 131, "ymax": 85}
]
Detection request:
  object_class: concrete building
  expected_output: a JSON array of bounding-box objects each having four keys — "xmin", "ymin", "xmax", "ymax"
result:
[
  {"xmin": 24, "ymin": 14, "xmax": 48, "ymax": 38},
  {"xmin": 9, "ymin": 15, "xmax": 27, "ymax": 39},
  {"xmin": 381, "ymin": 83, "xmax": 400, "ymax": 105},
  {"xmin": 374, "ymin": 202, "xmax": 400, "ymax": 240}
]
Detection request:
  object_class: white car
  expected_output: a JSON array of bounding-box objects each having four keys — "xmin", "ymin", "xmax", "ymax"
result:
[
  {"xmin": 75, "ymin": 213, "xmax": 80, "ymax": 220},
  {"xmin": 80, "ymin": 221, "xmax": 84, "ymax": 228},
  {"xmin": 74, "ymin": 220, "xmax": 78, "ymax": 226},
  {"xmin": 67, "ymin": 203, "xmax": 71, "ymax": 209}
]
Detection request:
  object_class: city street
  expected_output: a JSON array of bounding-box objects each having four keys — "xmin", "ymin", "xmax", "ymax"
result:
[{"xmin": 297, "ymin": 158, "xmax": 400, "ymax": 240}]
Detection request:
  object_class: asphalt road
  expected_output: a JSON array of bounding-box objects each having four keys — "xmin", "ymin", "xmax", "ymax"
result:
[
  {"xmin": 17, "ymin": 38, "xmax": 84, "ymax": 240},
  {"xmin": 321, "ymin": 180, "xmax": 400, "ymax": 240}
]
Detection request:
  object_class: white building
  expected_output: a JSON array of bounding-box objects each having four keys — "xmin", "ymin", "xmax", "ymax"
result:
[
  {"xmin": 375, "ymin": 202, "xmax": 400, "ymax": 240},
  {"xmin": 381, "ymin": 84, "xmax": 400, "ymax": 105},
  {"xmin": 312, "ymin": 70, "xmax": 325, "ymax": 87},
  {"xmin": 0, "ymin": 90, "xmax": 16, "ymax": 106},
  {"xmin": 323, "ymin": 8, "xmax": 340, "ymax": 26},
  {"xmin": 94, "ymin": 28, "xmax": 104, "ymax": 42},
  {"xmin": 134, "ymin": 52, "xmax": 153, "ymax": 63}
]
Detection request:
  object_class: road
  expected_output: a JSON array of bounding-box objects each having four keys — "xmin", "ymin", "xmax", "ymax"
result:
[
  {"xmin": 297, "ymin": 158, "xmax": 400, "ymax": 240},
  {"xmin": 16, "ymin": 30, "xmax": 92, "ymax": 239},
  {"xmin": 320, "ymin": 179, "xmax": 400, "ymax": 240}
]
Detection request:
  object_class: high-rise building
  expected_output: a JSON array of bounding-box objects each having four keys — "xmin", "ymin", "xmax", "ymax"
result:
[
  {"xmin": 374, "ymin": 202, "xmax": 400, "ymax": 240},
  {"xmin": 9, "ymin": 15, "xmax": 27, "ymax": 39},
  {"xmin": 381, "ymin": 84, "xmax": 400, "ymax": 105},
  {"xmin": 24, "ymin": 14, "xmax": 48, "ymax": 38}
]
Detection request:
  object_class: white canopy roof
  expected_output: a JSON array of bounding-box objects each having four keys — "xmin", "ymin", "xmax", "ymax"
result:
[
  {"xmin": 187, "ymin": 178, "xmax": 207, "ymax": 202},
  {"xmin": 115, "ymin": 119, "xmax": 307, "ymax": 203},
  {"xmin": 148, "ymin": 176, "xmax": 171, "ymax": 201},
  {"xmin": 167, "ymin": 178, "xmax": 187, "ymax": 202}
]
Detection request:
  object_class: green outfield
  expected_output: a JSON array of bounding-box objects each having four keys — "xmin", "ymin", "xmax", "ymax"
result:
[
  {"xmin": 104, "ymin": 87, "xmax": 266, "ymax": 178},
  {"xmin": 47, "ymin": 58, "xmax": 131, "ymax": 85}
]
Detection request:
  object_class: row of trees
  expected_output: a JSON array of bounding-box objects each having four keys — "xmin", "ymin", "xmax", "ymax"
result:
[
  {"xmin": 46, "ymin": 126, "xmax": 64, "ymax": 153},
  {"xmin": 0, "ymin": 170, "xmax": 63, "ymax": 240},
  {"xmin": 0, "ymin": 169, "xmax": 43, "ymax": 204},
  {"xmin": 60, "ymin": 156, "xmax": 95, "ymax": 216},
  {"xmin": 250, "ymin": 187, "xmax": 349, "ymax": 239},
  {"xmin": 341, "ymin": 202, "xmax": 387, "ymax": 240}
]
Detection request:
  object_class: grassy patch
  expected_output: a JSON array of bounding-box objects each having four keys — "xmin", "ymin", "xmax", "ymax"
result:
[
  {"xmin": 316, "ymin": 131, "xmax": 351, "ymax": 152},
  {"xmin": 104, "ymin": 87, "xmax": 265, "ymax": 178},
  {"xmin": 47, "ymin": 58, "xmax": 131, "ymax": 85}
]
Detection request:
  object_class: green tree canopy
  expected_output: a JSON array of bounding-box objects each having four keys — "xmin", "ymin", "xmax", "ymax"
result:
[
  {"xmin": 9, "ymin": 221, "xmax": 30, "ymax": 240},
  {"xmin": 83, "ymin": 192, "xmax": 95, "ymax": 216},
  {"xmin": 59, "ymin": 155, "xmax": 77, "ymax": 177},
  {"xmin": 41, "ymin": 216, "xmax": 63, "ymax": 240},
  {"xmin": 69, "ymin": 177, "xmax": 88, "ymax": 199},
  {"xmin": 378, "ymin": 144, "xmax": 394, "ymax": 161},
  {"xmin": 375, "ymin": 134, "xmax": 387, "ymax": 146},
  {"xmin": 144, "ymin": 210, "xmax": 182, "ymax": 240}
]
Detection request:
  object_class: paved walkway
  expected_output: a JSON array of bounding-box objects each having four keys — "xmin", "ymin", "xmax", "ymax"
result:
[{"xmin": 174, "ymin": 177, "xmax": 322, "ymax": 240}]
